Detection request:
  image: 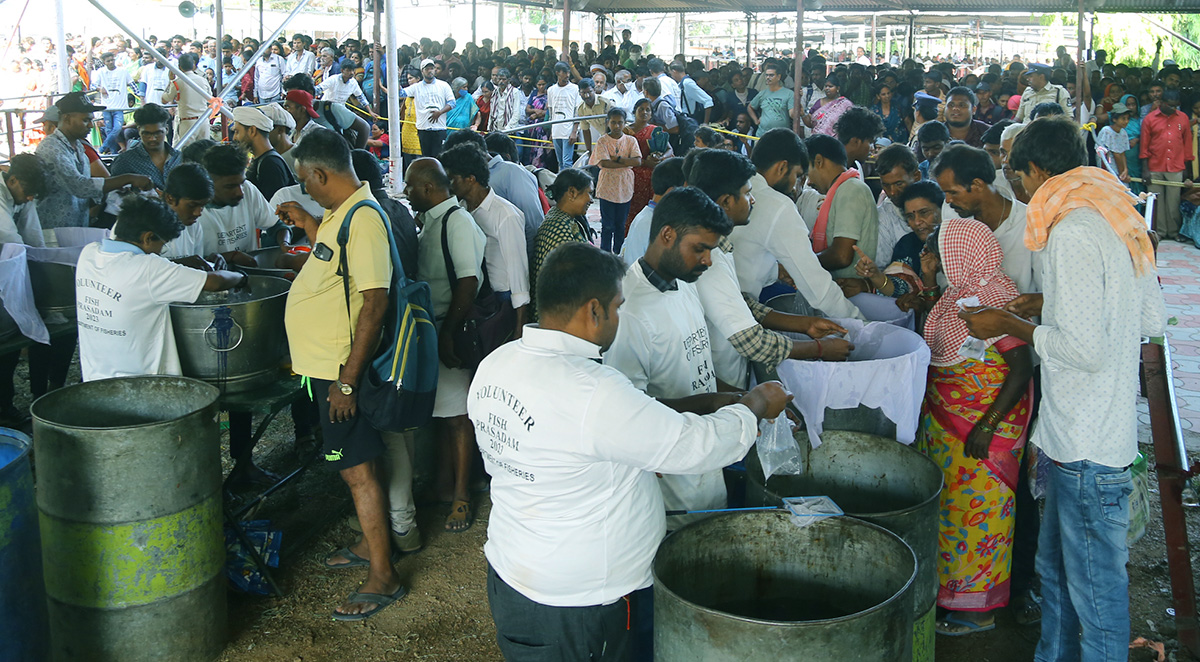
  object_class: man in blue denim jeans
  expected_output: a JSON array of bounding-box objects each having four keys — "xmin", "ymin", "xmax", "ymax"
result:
[{"xmin": 959, "ymin": 116, "xmax": 1167, "ymax": 662}]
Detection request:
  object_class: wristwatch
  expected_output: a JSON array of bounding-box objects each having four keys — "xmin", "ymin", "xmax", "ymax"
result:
[{"xmin": 336, "ymin": 380, "xmax": 354, "ymax": 396}]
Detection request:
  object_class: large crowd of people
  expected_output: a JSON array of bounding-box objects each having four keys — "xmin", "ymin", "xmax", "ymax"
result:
[{"xmin": 0, "ymin": 21, "xmax": 1176, "ymax": 661}]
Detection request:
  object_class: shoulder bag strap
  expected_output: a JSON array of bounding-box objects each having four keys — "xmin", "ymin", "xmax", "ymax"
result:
[
  {"xmin": 440, "ymin": 204, "xmax": 493, "ymax": 299},
  {"xmin": 338, "ymin": 198, "xmax": 399, "ymax": 343}
]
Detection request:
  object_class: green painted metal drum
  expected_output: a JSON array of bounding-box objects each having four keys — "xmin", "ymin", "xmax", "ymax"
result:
[{"xmin": 31, "ymin": 376, "xmax": 225, "ymax": 662}]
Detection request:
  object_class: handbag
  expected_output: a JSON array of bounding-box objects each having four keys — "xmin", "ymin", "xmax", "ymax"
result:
[{"xmin": 439, "ymin": 205, "xmax": 515, "ymax": 370}]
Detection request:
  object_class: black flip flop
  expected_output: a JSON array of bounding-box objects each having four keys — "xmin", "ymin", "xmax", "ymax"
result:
[{"xmin": 331, "ymin": 585, "xmax": 408, "ymax": 622}]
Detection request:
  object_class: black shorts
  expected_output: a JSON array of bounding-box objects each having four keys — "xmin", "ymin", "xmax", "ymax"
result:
[{"xmin": 312, "ymin": 378, "xmax": 386, "ymax": 471}]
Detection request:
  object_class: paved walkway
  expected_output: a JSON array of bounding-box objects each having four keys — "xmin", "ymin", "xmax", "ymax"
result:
[{"xmin": 1138, "ymin": 240, "xmax": 1200, "ymax": 449}]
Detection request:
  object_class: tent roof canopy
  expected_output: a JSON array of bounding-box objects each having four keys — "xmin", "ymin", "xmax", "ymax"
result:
[{"xmin": 514, "ymin": 0, "xmax": 1200, "ymax": 13}]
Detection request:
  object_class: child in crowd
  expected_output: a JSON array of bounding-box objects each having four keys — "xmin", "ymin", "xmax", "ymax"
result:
[{"xmin": 589, "ymin": 107, "xmax": 641, "ymax": 254}]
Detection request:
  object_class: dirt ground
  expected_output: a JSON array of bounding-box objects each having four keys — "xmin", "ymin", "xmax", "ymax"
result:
[
  {"xmin": 14, "ymin": 353, "xmax": 1200, "ymax": 662},
  {"xmin": 203, "ymin": 400, "xmax": 1199, "ymax": 662}
]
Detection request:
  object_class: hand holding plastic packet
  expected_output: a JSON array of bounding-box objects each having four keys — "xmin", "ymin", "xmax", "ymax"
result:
[{"xmin": 756, "ymin": 415, "xmax": 803, "ymax": 479}]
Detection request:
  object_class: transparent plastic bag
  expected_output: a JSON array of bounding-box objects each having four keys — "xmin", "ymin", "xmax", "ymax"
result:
[
  {"xmin": 756, "ymin": 416, "xmax": 804, "ymax": 479},
  {"xmin": 783, "ymin": 496, "xmax": 843, "ymax": 528}
]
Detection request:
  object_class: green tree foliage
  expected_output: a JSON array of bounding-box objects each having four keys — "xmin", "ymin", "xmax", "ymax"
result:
[{"xmin": 1048, "ymin": 12, "xmax": 1200, "ymax": 68}]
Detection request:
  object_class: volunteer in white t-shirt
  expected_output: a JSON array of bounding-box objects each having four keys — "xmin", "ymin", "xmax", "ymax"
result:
[
  {"xmin": 402, "ymin": 59, "xmax": 456, "ymax": 158},
  {"xmin": 688, "ymin": 150, "xmax": 852, "ymax": 389},
  {"xmin": 196, "ymin": 143, "xmax": 292, "ymax": 264},
  {"xmin": 729, "ymin": 129, "xmax": 865, "ymax": 321},
  {"xmin": 604, "ymin": 187, "xmax": 748, "ymax": 529},
  {"xmin": 76, "ymin": 196, "xmax": 248, "ymax": 382},
  {"xmin": 468, "ymin": 241, "xmax": 791, "ymax": 661}
]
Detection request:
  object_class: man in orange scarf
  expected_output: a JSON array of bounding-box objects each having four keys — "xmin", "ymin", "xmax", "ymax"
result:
[
  {"xmin": 804, "ymin": 134, "xmax": 878, "ymax": 281},
  {"xmin": 959, "ymin": 116, "xmax": 1166, "ymax": 662}
]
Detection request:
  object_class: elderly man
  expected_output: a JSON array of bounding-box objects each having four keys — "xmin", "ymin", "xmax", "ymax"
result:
[
  {"xmin": 110, "ymin": 103, "xmax": 182, "ymax": 189},
  {"xmin": 278, "ymin": 129, "xmax": 404, "ymax": 621},
  {"xmin": 36, "ymin": 92, "xmax": 153, "ymax": 239},
  {"xmin": 487, "ymin": 68, "xmax": 524, "ymax": 133},
  {"xmin": 601, "ymin": 69, "xmax": 643, "ymax": 115},
  {"xmin": 232, "ymin": 106, "xmax": 296, "ymax": 201},
  {"xmin": 872, "ymin": 143, "xmax": 922, "ymax": 267}
]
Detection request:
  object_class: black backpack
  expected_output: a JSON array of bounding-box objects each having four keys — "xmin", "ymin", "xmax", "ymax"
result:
[{"xmin": 652, "ymin": 96, "xmax": 698, "ymax": 156}]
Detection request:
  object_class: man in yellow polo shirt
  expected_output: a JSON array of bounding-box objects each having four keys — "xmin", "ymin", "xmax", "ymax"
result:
[{"xmin": 278, "ymin": 129, "xmax": 402, "ymax": 622}]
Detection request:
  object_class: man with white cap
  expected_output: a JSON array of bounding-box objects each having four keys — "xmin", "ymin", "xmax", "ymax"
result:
[
  {"xmin": 402, "ymin": 58, "xmax": 456, "ymax": 158},
  {"xmin": 233, "ymin": 106, "xmax": 296, "ymax": 201},
  {"xmin": 260, "ymin": 103, "xmax": 299, "ymax": 175}
]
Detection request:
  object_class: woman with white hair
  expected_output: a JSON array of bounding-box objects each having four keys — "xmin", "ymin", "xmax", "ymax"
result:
[{"xmin": 445, "ymin": 76, "xmax": 480, "ymax": 131}]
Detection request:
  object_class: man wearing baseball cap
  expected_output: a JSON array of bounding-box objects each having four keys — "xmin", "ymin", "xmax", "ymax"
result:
[
  {"xmin": 1015, "ymin": 62, "xmax": 1072, "ymax": 122},
  {"xmin": 402, "ymin": 58, "xmax": 456, "ymax": 158},
  {"xmin": 283, "ymin": 88, "xmax": 325, "ymax": 144},
  {"xmin": 36, "ymin": 91, "xmax": 154, "ymax": 235},
  {"xmin": 233, "ymin": 106, "xmax": 296, "ymax": 201}
]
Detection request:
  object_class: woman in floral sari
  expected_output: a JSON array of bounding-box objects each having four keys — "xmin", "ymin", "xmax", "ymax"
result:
[
  {"xmin": 918, "ymin": 217, "xmax": 1034, "ymax": 636},
  {"xmin": 804, "ymin": 73, "xmax": 853, "ymax": 137}
]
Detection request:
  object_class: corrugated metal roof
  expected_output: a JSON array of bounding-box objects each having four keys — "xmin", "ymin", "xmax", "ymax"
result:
[{"xmin": 509, "ymin": 0, "xmax": 1200, "ymax": 13}]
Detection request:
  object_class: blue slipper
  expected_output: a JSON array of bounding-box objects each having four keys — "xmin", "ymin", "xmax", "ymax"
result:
[
  {"xmin": 936, "ymin": 614, "xmax": 996, "ymax": 636},
  {"xmin": 331, "ymin": 585, "xmax": 408, "ymax": 621}
]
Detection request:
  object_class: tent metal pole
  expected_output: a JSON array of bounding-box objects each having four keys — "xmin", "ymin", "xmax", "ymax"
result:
[
  {"xmin": 793, "ymin": 0, "xmax": 804, "ymax": 134},
  {"xmin": 561, "ymin": 0, "xmax": 571, "ymax": 58},
  {"xmin": 499, "ymin": 3, "xmax": 505, "ymax": 49},
  {"xmin": 372, "ymin": 0, "xmax": 382, "ymax": 115},
  {"xmin": 259, "ymin": 0, "xmax": 264, "ymax": 43},
  {"xmin": 907, "ymin": 16, "xmax": 914, "ymax": 60},
  {"xmin": 216, "ymin": 0, "xmax": 226, "ymax": 140},
  {"xmin": 472, "ymin": 0, "xmax": 477, "ymax": 44},
  {"xmin": 358, "ymin": 0, "xmax": 364, "ymax": 42},
  {"xmin": 1140, "ymin": 14, "xmax": 1200, "ymax": 54},
  {"xmin": 745, "ymin": 12, "xmax": 751, "ymax": 68},
  {"xmin": 386, "ymin": 0, "xmax": 401, "ymax": 191},
  {"xmin": 54, "ymin": 0, "xmax": 69, "ymax": 94},
  {"xmin": 870, "ymin": 13, "xmax": 876, "ymax": 64},
  {"xmin": 679, "ymin": 13, "xmax": 685, "ymax": 57},
  {"xmin": 1076, "ymin": 0, "xmax": 1084, "ymax": 123}
]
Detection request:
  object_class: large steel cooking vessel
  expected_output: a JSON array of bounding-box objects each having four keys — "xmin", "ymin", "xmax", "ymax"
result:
[
  {"xmin": 654, "ymin": 511, "xmax": 916, "ymax": 662},
  {"xmin": 238, "ymin": 247, "xmax": 298, "ymax": 281},
  {"xmin": 27, "ymin": 260, "xmax": 77, "ymax": 321},
  {"xmin": 168, "ymin": 276, "xmax": 290, "ymax": 393}
]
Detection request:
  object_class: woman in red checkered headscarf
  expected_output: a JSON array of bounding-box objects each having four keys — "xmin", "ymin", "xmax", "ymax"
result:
[{"xmin": 918, "ymin": 217, "xmax": 1036, "ymax": 636}]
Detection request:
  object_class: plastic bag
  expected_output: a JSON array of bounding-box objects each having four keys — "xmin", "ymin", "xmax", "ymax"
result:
[
  {"xmin": 1026, "ymin": 442, "xmax": 1052, "ymax": 500},
  {"xmin": 756, "ymin": 416, "xmax": 804, "ymax": 479},
  {"xmin": 1128, "ymin": 452, "xmax": 1151, "ymax": 546},
  {"xmin": 783, "ymin": 495, "xmax": 843, "ymax": 528},
  {"xmin": 224, "ymin": 519, "xmax": 282, "ymax": 595}
]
